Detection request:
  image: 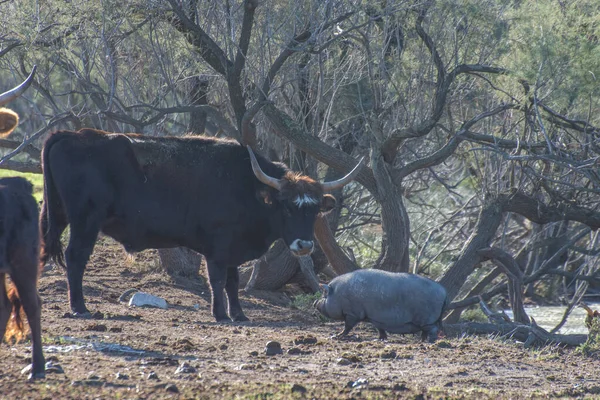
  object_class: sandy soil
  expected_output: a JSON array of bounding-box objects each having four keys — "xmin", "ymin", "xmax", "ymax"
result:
[{"xmin": 1, "ymin": 237, "xmax": 600, "ymax": 399}]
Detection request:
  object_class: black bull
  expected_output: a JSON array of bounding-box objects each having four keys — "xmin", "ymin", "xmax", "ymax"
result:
[{"xmin": 40, "ymin": 129, "xmax": 363, "ymax": 321}]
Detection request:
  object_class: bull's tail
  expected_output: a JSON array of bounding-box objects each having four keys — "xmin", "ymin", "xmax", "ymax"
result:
[
  {"xmin": 3, "ymin": 278, "xmax": 27, "ymax": 343},
  {"xmin": 40, "ymin": 131, "xmax": 70, "ymax": 269}
]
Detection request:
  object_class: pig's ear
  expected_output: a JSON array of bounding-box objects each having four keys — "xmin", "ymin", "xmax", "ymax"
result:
[{"xmin": 319, "ymin": 284, "xmax": 330, "ymax": 297}]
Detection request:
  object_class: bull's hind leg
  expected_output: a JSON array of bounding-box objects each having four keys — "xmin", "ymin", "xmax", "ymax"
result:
[
  {"xmin": 225, "ymin": 266, "xmax": 248, "ymax": 322},
  {"xmin": 65, "ymin": 221, "xmax": 100, "ymax": 316},
  {"xmin": 10, "ymin": 258, "xmax": 45, "ymax": 380}
]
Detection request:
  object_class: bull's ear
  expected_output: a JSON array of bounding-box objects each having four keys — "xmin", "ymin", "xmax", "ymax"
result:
[
  {"xmin": 320, "ymin": 194, "xmax": 336, "ymax": 214},
  {"xmin": 257, "ymin": 188, "xmax": 273, "ymax": 206}
]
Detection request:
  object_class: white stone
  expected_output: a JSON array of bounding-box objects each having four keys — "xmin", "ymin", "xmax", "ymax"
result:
[{"xmin": 128, "ymin": 292, "xmax": 168, "ymax": 309}]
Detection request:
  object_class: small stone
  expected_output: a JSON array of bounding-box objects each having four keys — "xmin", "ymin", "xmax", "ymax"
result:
[
  {"xmin": 436, "ymin": 340, "xmax": 452, "ymax": 349},
  {"xmin": 291, "ymin": 383, "xmax": 307, "ymax": 394},
  {"xmin": 128, "ymin": 292, "xmax": 168, "ymax": 309},
  {"xmin": 84, "ymin": 323, "xmax": 107, "ymax": 332},
  {"xmin": 287, "ymin": 347, "xmax": 302, "ymax": 355},
  {"xmin": 116, "ymin": 372, "xmax": 129, "ymax": 380},
  {"xmin": 219, "ymin": 343, "xmax": 228, "ymax": 350},
  {"xmin": 380, "ymin": 350, "xmax": 396, "ymax": 359},
  {"xmin": 265, "ymin": 341, "xmax": 283, "ymax": 356},
  {"xmin": 45, "ymin": 361, "xmax": 64, "ymax": 374},
  {"xmin": 175, "ymin": 362, "xmax": 197, "ymax": 374},
  {"xmin": 62, "ymin": 312, "xmax": 73, "ymax": 319},
  {"xmin": 147, "ymin": 371, "xmax": 159, "ymax": 380},
  {"xmin": 91, "ymin": 311, "xmax": 104, "ymax": 319},
  {"xmin": 87, "ymin": 372, "xmax": 100, "ymax": 380},
  {"xmin": 249, "ymin": 351, "xmax": 259, "ymax": 356},
  {"xmin": 392, "ymin": 383, "xmax": 408, "ymax": 391},
  {"xmin": 337, "ymin": 358, "xmax": 352, "ymax": 366},
  {"xmin": 165, "ymin": 383, "xmax": 179, "ymax": 393},
  {"xmin": 109, "ymin": 327, "xmax": 123, "ymax": 333},
  {"xmin": 294, "ymin": 335, "xmax": 317, "ymax": 345},
  {"xmin": 351, "ymin": 378, "xmax": 368, "ymax": 388}
]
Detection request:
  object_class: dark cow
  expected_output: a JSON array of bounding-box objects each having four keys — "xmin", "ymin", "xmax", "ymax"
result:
[
  {"xmin": 0, "ymin": 67, "xmax": 46, "ymax": 380},
  {"xmin": 40, "ymin": 129, "xmax": 363, "ymax": 322}
]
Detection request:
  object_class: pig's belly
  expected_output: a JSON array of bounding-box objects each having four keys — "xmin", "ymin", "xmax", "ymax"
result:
[{"xmin": 366, "ymin": 308, "xmax": 423, "ymax": 333}]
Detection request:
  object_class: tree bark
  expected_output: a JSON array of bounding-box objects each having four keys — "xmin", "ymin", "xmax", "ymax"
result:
[
  {"xmin": 158, "ymin": 247, "xmax": 204, "ymax": 278},
  {"xmin": 243, "ymin": 240, "xmax": 299, "ymax": 291},
  {"xmin": 441, "ymin": 197, "xmax": 504, "ymax": 322},
  {"xmin": 187, "ymin": 75, "xmax": 209, "ymax": 134}
]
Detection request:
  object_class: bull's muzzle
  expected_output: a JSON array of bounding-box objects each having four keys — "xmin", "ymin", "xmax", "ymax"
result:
[{"xmin": 289, "ymin": 239, "xmax": 314, "ymax": 256}]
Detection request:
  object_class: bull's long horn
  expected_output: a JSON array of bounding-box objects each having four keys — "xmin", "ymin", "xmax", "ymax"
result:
[
  {"xmin": 247, "ymin": 146, "xmax": 282, "ymax": 190},
  {"xmin": 321, "ymin": 157, "xmax": 365, "ymax": 192},
  {"xmin": 0, "ymin": 65, "xmax": 37, "ymax": 107}
]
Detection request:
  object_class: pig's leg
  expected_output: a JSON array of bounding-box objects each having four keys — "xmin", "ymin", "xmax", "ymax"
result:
[
  {"xmin": 377, "ymin": 328, "xmax": 388, "ymax": 341},
  {"xmin": 421, "ymin": 324, "xmax": 439, "ymax": 343},
  {"xmin": 334, "ymin": 315, "xmax": 360, "ymax": 338}
]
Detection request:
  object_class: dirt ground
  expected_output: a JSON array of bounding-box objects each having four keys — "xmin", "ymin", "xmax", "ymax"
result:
[{"xmin": 1, "ymin": 237, "xmax": 600, "ymax": 400}]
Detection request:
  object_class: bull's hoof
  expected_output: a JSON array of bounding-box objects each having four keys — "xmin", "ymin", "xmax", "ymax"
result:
[
  {"xmin": 71, "ymin": 311, "xmax": 92, "ymax": 319},
  {"xmin": 232, "ymin": 314, "xmax": 249, "ymax": 322},
  {"xmin": 215, "ymin": 316, "xmax": 232, "ymax": 323},
  {"xmin": 21, "ymin": 364, "xmax": 45, "ymax": 381},
  {"xmin": 27, "ymin": 371, "xmax": 46, "ymax": 381}
]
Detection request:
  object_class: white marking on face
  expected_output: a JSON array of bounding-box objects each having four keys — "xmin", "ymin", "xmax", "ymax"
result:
[
  {"xmin": 293, "ymin": 194, "xmax": 318, "ymax": 207},
  {"xmin": 289, "ymin": 239, "xmax": 315, "ymax": 255}
]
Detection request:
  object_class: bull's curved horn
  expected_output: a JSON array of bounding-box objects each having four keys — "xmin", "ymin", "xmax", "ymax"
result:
[
  {"xmin": 0, "ymin": 65, "xmax": 37, "ymax": 107},
  {"xmin": 321, "ymin": 157, "xmax": 365, "ymax": 192},
  {"xmin": 247, "ymin": 146, "xmax": 282, "ymax": 190}
]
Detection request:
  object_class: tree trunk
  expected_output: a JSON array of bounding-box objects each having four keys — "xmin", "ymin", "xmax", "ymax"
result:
[
  {"xmin": 187, "ymin": 75, "xmax": 209, "ymax": 134},
  {"xmin": 158, "ymin": 247, "xmax": 204, "ymax": 278},
  {"xmin": 370, "ymin": 146, "xmax": 410, "ymax": 272},
  {"xmin": 441, "ymin": 197, "xmax": 503, "ymax": 322},
  {"xmin": 243, "ymin": 240, "xmax": 299, "ymax": 291}
]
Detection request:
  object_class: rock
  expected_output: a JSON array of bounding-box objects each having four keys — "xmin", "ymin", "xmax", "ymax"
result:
[
  {"xmin": 165, "ymin": 383, "xmax": 179, "ymax": 393},
  {"xmin": 175, "ymin": 362, "xmax": 197, "ymax": 374},
  {"xmin": 116, "ymin": 372, "xmax": 129, "ymax": 380},
  {"xmin": 294, "ymin": 335, "xmax": 317, "ymax": 345},
  {"xmin": 91, "ymin": 311, "xmax": 104, "ymax": 319},
  {"xmin": 128, "ymin": 292, "xmax": 168, "ymax": 309},
  {"xmin": 337, "ymin": 358, "xmax": 352, "ymax": 366},
  {"xmin": 147, "ymin": 371, "xmax": 159, "ymax": 380},
  {"xmin": 349, "ymin": 378, "xmax": 368, "ymax": 389},
  {"xmin": 265, "ymin": 341, "xmax": 283, "ymax": 356},
  {"xmin": 87, "ymin": 372, "xmax": 100, "ymax": 380},
  {"xmin": 287, "ymin": 347, "xmax": 303, "ymax": 355},
  {"xmin": 249, "ymin": 351, "xmax": 259, "ymax": 356},
  {"xmin": 45, "ymin": 361, "xmax": 64, "ymax": 374},
  {"xmin": 379, "ymin": 350, "xmax": 397, "ymax": 359},
  {"xmin": 109, "ymin": 327, "xmax": 123, "ymax": 333},
  {"xmin": 291, "ymin": 384, "xmax": 307, "ymax": 394},
  {"xmin": 119, "ymin": 288, "xmax": 138, "ymax": 303},
  {"xmin": 84, "ymin": 323, "xmax": 107, "ymax": 332}
]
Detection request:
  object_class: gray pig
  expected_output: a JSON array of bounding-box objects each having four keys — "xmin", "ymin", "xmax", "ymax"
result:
[{"xmin": 314, "ymin": 269, "xmax": 448, "ymax": 342}]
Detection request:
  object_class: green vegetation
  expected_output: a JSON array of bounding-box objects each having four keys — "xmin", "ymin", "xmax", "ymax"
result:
[
  {"xmin": 578, "ymin": 318, "xmax": 600, "ymax": 357},
  {"xmin": 290, "ymin": 292, "xmax": 322, "ymax": 313}
]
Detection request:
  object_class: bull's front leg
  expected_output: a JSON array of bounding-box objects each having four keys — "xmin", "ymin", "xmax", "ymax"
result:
[
  {"xmin": 225, "ymin": 266, "xmax": 248, "ymax": 322},
  {"xmin": 206, "ymin": 260, "xmax": 230, "ymax": 322}
]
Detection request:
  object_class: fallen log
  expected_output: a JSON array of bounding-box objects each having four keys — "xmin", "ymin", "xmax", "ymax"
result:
[{"xmin": 444, "ymin": 320, "xmax": 587, "ymax": 347}]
